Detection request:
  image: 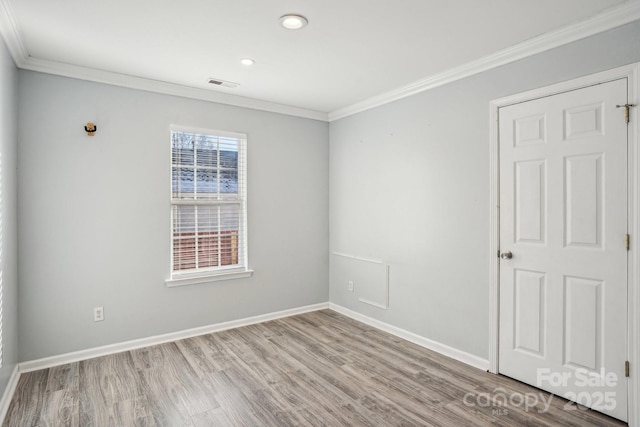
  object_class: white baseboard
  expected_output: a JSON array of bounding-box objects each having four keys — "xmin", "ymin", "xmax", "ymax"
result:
[
  {"xmin": 15, "ymin": 301, "xmax": 488, "ymax": 401},
  {"xmin": 2, "ymin": 300, "xmax": 493, "ymax": 426},
  {"xmin": 0, "ymin": 365, "xmax": 20, "ymax": 424},
  {"xmin": 329, "ymin": 303, "xmax": 489, "ymax": 371},
  {"xmin": 19, "ymin": 302, "xmax": 330, "ymax": 373}
]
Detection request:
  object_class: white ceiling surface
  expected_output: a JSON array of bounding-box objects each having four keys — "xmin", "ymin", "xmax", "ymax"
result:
[{"xmin": 4, "ymin": 0, "xmax": 636, "ymax": 117}]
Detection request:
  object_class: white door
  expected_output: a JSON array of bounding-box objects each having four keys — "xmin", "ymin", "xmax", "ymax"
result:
[{"xmin": 498, "ymin": 79, "xmax": 628, "ymax": 421}]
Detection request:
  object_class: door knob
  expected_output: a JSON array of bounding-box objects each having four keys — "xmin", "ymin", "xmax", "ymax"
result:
[{"xmin": 500, "ymin": 251, "xmax": 513, "ymax": 260}]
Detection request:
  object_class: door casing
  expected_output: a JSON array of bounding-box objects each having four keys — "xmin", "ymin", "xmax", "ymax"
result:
[{"xmin": 489, "ymin": 63, "xmax": 640, "ymax": 426}]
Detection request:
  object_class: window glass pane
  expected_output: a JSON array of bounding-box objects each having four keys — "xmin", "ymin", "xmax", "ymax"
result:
[
  {"xmin": 172, "ymin": 132, "xmax": 194, "ymax": 165},
  {"xmin": 172, "ymin": 205, "xmax": 195, "ymax": 234},
  {"xmin": 172, "ymin": 205, "xmax": 196, "ymax": 270},
  {"xmin": 197, "ymin": 205, "xmax": 219, "ymax": 268},
  {"xmin": 173, "ymin": 238, "xmax": 196, "ymax": 270},
  {"xmin": 197, "ymin": 235, "xmax": 219, "ymax": 268},
  {"xmin": 196, "ymin": 205, "xmax": 218, "ymax": 233},
  {"xmin": 219, "ymin": 204, "xmax": 240, "ymax": 232},
  {"xmin": 196, "ymin": 134, "xmax": 218, "ymax": 167},
  {"xmin": 219, "ymin": 137, "xmax": 238, "ymax": 169},
  {"xmin": 172, "ymin": 167, "xmax": 194, "ymax": 197},
  {"xmin": 220, "ymin": 170, "xmax": 237, "ymax": 194},
  {"xmin": 220, "ymin": 204, "xmax": 240, "ymax": 266},
  {"xmin": 220, "ymin": 232, "xmax": 238, "ymax": 266},
  {"xmin": 196, "ymin": 169, "xmax": 218, "ymax": 198}
]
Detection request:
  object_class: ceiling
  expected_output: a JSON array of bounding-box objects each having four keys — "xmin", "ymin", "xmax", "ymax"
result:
[{"xmin": 1, "ymin": 0, "xmax": 638, "ymax": 119}]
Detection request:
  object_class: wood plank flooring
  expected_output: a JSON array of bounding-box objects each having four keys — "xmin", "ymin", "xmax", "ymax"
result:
[{"xmin": 3, "ymin": 310, "xmax": 627, "ymax": 426}]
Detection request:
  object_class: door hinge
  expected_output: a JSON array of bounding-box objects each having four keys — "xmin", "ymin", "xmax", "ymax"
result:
[
  {"xmin": 616, "ymin": 104, "xmax": 636, "ymax": 124},
  {"xmin": 626, "ymin": 234, "xmax": 630, "ymax": 251},
  {"xmin": 625, "ymin": 361, "xmax": 630, "ymax": 378}
]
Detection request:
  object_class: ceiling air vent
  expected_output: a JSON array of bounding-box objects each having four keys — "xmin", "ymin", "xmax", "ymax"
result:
[{"xmin": 207, "ymin": 78, "xmax": 239, "ymax": 88}]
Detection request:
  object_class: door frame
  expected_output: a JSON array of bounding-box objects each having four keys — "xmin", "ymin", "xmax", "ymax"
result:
[{"xmin": 489, "ymin": 62, "xmax": 639, "ymax": 425}]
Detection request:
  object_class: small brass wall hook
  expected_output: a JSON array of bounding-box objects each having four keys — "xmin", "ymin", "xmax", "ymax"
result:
[{"xmin": 84, "ymin": 122, "xmax": 97, "ymax": 136}]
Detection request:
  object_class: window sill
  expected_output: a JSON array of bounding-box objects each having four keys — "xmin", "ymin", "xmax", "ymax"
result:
[{"xmin": 166, "ymin": 269, "xmax": 254, "ymax": 287}]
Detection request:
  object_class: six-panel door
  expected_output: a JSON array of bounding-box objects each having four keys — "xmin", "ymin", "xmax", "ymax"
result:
[{"xmin": 498, "ymin": 78, "xmax": 628, "ymax": 421}]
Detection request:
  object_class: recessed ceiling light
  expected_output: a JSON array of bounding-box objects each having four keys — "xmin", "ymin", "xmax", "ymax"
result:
[
  {"xmin": 241, "ymin": 58, "xmax": 255, "ymax": 66},
  {"xmin": 279, "ymin": 14, "xmax": 308, "ymax": 30}
]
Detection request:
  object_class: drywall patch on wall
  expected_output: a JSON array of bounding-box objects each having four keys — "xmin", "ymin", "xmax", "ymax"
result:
[{"xmin": 331, "ymin": 252, "xmax": 389, "ymax": 309}]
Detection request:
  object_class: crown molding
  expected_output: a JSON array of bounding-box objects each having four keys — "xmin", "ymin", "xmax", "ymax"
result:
[
  {"xmin": 0, "ymin": 0, "xmax": 27, "ymax": 66},
  {"xmin": 328, "ymin": 1, "xmax": 640, "ymax": 121},
  {"xmin": 0, "ymin": 0, "xmax": 327, "ymax": 122},
  {"xmin": 20, "ymin": 56, "xmax": 328, "ymax": 121},
  {"xmin": 1, "ymin": 0, "xmax": 638, "ymax": 123}
]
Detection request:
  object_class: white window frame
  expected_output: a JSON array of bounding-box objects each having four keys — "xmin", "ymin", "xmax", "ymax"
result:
[{"xmin": 166, "ymin": 125, "xmax": 252, "ymax": 287}]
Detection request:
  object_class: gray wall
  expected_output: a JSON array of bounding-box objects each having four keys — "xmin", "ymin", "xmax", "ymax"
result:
[
  {"xmin": 11, "ymin": 17, "xmax": 640, "ymax": 367},
  {"xmin": 18, "ymin": 72, "xmax": 329, "ymax": 361},
  {"xmin": 0, "ymin": 37, "xmax": 18, "ymax": 393},
  {"xmin": 329, "ymin": 21, "xmax": 640, "ymax": 359}
]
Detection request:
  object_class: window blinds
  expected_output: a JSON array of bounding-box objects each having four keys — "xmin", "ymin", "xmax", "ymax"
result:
[{"xmin": 171, "ymin": 126, "xmax": 247, "ymax": 276}]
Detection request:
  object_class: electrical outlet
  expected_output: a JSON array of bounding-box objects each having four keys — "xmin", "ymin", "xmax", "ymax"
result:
[
  {"xmin": 348, "ymin": 280, "xmax": 354, "ymax": 292},
  {"xmin": 94, "ymin": 306, "xmax": 104, "ymax": 322}
]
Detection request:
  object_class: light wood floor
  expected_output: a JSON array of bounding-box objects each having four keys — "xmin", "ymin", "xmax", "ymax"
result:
[{"xmin": 3, "ymin": 310, "xmax": 627, "ymax": 426}]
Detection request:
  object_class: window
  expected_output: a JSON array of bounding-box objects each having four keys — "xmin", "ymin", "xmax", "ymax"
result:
[{"xmin": 168, "ymin": 125, "xmax": 250, "ymax": 286}]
